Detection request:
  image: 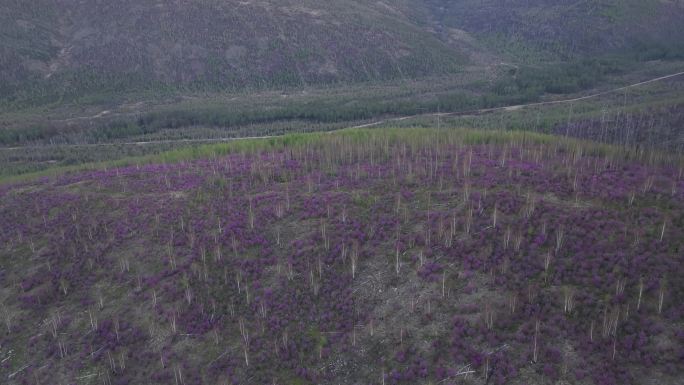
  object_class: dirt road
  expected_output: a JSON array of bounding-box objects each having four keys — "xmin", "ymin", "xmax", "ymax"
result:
[{"xmin": 4, "ymin": 70, "xmax": 683, "ymax": 150}]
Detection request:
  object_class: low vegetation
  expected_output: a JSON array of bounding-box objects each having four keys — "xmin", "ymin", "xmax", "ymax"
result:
[{"xmin": 1, "ymin": 128, "xmax": 682, "ymax": 384}]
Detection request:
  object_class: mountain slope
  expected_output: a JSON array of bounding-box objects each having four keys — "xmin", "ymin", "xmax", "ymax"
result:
[
  {"xmin": 1, "ymin": 0, "xmax": 684, "ymax": 128},
  {"xmin": 422, "ymin": 0, "xmax": 684, "ymax": 61},
  {"xmin": 0, "ymin": 0, "xmax": 467, "ymax": 103},
  {"xmin": 3, "ymin": 0, "xmax": 684, "ymax": 107}
]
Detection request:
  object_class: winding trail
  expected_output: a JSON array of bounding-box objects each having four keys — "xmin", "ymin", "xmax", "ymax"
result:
[{"xmin": 3, "ymin": 70, "xmax": 684, "ymax": 150}]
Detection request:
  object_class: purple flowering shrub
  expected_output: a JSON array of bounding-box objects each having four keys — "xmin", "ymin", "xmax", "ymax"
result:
[{"xmin": 0, "ymin": 134, "xmax": 682, "ymax": 384}]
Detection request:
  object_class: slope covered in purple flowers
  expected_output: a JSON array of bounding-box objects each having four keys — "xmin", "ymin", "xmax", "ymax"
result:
[{"xmin": 1, "ymin": 128, "xmax": 682, "ymax": 385}]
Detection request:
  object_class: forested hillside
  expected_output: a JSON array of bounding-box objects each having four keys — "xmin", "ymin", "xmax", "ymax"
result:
[
  {"xmin": 2, "ymin": 0, "xmax": 683, "ymax": 107},
  {"xmin": 0, "ymin": 0, "xmax": 465, "ymax": 105},
  {"xmin": 422, "ymin": 0, "xmax": 684, "ymax": 61}
]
